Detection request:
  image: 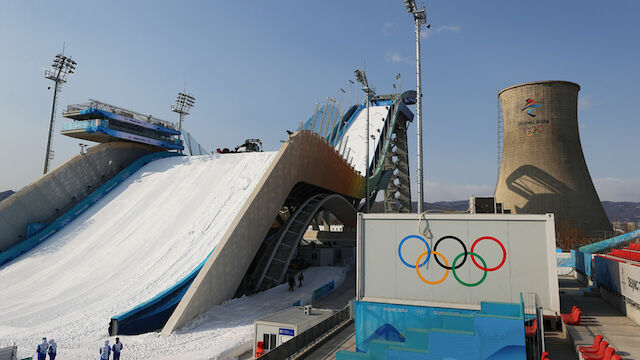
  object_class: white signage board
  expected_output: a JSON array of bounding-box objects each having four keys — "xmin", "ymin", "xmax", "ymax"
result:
[
  {"xmin": 620, "ymin": 262, "xmax": 640, "ymax": 305},
  {"xmin": 356, "ymin": 213, "xmax": 560, "ymax": 315}
]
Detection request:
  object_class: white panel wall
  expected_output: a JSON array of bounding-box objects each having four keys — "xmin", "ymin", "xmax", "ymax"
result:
[{"xmin": 357, "ymin": 213, "xmax": 559, "ymax": 314}]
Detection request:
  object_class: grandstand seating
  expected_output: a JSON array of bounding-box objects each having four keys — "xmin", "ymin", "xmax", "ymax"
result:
[{"xmin": 606, "ymin": 248, "xmax": 640, "ymax": 262}]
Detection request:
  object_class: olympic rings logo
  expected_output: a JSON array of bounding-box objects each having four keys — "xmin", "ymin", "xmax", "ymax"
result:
[
  {"xmin": 523, "ymin": 124, "xmax": 545, "ymax": 136},
  {"xmin": 397, "ymin": 234, "xmax": 507, "ymax": 287}
]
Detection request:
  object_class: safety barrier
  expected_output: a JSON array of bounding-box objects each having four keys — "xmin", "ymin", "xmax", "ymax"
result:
[
  {"xmin": 259, "ymin": 305, "xmax": 352, "ymax": 360},
  {"xmin": 0, "ymin": 151, "xmax": 182, "ymax": 267},
  {"xmin": 312, "ymin": 280, "xmax": 335, "ymax": 300},
  {"xmin": 109, "ymin": 246, "xmax": 215, "ymax": 335}
]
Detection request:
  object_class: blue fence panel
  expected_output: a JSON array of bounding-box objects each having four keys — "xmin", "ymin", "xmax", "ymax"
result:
[
  {"xmin": 593, "ymin": 256, "xmax": 622, "ymax": 293},
  {"xmin": 573, "ymin": 250, "xmax": 593, "ymax": 277},
  {"xmin": 313, "ymin": 280, "xmax": 335, "ymax": 300},
  {"xmin": 557, "ymin": 252, "xmax": 575, "ymax": 268},
  {"xmin": 352, "ymin": 301, "xmax": 525, "ymax": 358},
  {"xmin": 0, "ymin": 151, "xmax": 182, "ymax": 267}
]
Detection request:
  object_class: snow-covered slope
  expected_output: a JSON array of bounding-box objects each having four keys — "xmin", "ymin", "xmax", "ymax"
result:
[
  {"xmin": 0, "ymin": 152, "xmax": 276, "ymax": 358},
  {"xmin": 340, "ymin": 106, "xmax": 389, "ymax": 176}
]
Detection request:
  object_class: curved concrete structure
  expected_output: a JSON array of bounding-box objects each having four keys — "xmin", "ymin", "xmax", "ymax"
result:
[
  {"xmin": 495, "ymin": 81, "xmax": 611, "ymax": 235},
  {"xmin": 0, "ymin": 142, "xmax": 159, "ymax": 252},
  {"xmin": 162, "ymin": 131, "xmax": 365, "ymax": 334}
]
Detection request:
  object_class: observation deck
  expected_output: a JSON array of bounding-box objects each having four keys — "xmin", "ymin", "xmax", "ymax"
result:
[{"xmin": 61, "ymin": 99, "xmax": 183, "ymax": 151}]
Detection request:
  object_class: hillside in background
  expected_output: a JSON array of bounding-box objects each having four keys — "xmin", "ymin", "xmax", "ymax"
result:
[
  {"xmin": 0, "ymin": 190, "xmax": 14, "ymax": 202},
  {"xmin": 601, "ymin": 201, "xmax": 640, "ymax": 223},
  {"xmin": 372, "ymin": 200, "xmax": 640, "ymax": 223}
]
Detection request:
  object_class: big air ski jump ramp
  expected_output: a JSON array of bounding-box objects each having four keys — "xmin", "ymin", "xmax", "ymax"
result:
[
  {"xmin": 0, "ymin": 93, "xmax": 415, "ymax": 342},
  {"xmin": 0, "ymin": 131, "xmax": 364, "ymax": 340}
]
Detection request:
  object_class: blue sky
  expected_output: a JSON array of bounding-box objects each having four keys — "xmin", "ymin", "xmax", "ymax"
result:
[{"xmin": 1, "ymin": 0, "xmax": 638, "ymax": 201}]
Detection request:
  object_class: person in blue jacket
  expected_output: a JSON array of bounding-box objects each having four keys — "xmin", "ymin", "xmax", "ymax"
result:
[
  {"xmin": 112, "ymin": 337, "xmax": 123, "ymax": 360},
  {"xmin": 99, "ymin": 340, "xmax": 111, "ymax": 360},
  {"xmin": 36, "ymin": 338, "xmax": 48, "ymax": 360},
  {"xmin": 47, "ymin": 339, "xmax": 57, "ymax": 360}
]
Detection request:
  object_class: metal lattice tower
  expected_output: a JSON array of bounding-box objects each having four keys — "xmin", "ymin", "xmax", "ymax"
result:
[{"xmin": 43, "ymin": 52, "xmax": 76, "ymax": 174}]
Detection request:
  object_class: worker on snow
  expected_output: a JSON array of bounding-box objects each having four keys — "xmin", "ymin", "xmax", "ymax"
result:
[
  {"xmin": 298, "ymin": 272, "xmax": 304, "ymax": 287},
  {"xmin": 288, "ymin": 274, "xmax": 295, "ymax": 292},
  {"xmin": 48, "ymin": 339, "xmax": 57, "ymax": 360},
  {"xmin": 112, "ymin": 337, "xmax": 123, "ymax": 360},
  {"xmin": 36, "ymin": 338, "xmax": 48, "ymax": 360},
  {"xmin": 100, "ymin": 340, "xmax": 111, "ymax": 360}
]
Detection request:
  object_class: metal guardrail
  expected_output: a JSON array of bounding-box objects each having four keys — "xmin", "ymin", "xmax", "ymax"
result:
[
  {"xmin": 522, "ymin": 292, "xmax": 544, "ymax": 360},
  {"xmin": 260, "ymin": 305, "xmax": 352, "ymax": 360}
]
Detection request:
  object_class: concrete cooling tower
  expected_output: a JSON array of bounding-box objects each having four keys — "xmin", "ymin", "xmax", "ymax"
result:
[{"xmin": 495, "ymin": 80, "xmax": 611, "ymax": 236}]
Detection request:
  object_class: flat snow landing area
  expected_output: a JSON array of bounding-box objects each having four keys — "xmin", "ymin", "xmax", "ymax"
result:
[
  {"xmin": 120, "ymin": 266, "xmax": 346, "ymax": 360},
  {"xmin": 3, "ymin": 266, "xmax": 346, "ymax": 359},
  {"xmin": 0, "ymin": 152, "xmax": 277, "ymax": 359}
]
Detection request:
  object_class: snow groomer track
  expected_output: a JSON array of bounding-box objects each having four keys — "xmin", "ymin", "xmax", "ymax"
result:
[{"xmin": 0, "ymin": 132, "xmax": 365, "ymax": 352}]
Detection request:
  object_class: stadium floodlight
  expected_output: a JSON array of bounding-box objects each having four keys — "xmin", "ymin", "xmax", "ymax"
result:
[
  {"xmin": 401, "ymin": 0, "xmax": 430, "ymax": 212},
  {"xmin": 354, "ymin": 68, "xmax": 376, "ymax": 213},
  {"xmin": 171, "ymin": 91, "xmax": 196, "ymax": 154},
  {"xmin": 43, "ymin": 51, "xmax": 77, "ymax": 174}
]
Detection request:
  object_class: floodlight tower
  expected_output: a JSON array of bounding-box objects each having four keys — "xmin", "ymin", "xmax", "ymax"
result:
[
  {"xmin": 170, "ymin": 91, "xmax": 196, "ymax": 153},
  {"xmin": 402, "ymin": 0, "xmax": 429, "ymax": 212},
  {"xmin": 354, "ymin": 69, "xmax": 376, "ymax": 212},
  {"xmin": 43, "ymin": 53, "xmax": 76, "ymax": 174}
]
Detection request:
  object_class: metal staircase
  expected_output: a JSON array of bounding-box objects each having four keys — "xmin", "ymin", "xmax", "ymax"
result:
[
  {"xmin": 252, "ymin": 193, "xmax": 356, "ymax": 292},
  {"xmin": 253, "ymin": 194, "xmax": 326, "ymax": 291}
]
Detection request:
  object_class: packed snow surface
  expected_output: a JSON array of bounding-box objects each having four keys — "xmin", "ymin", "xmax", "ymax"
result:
[
  {"xmin": 2, "ymin": 266, "xmax": 346, "ymax": 359},
  {"xmin": 0, "ymin": 152, "xmax": 282, "ymax": 359},
  {"xmin": 122, "ymin": 266, "xmax": 346, "ymax": 360},
  {"xmin": 340, "ymin": 105, "xmax": 389, "ymax": 175}
]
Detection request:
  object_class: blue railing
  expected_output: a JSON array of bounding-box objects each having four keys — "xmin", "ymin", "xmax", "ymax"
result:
[
  {"xmin": 62, "ymin": 119, "xmax": 104, "ymax": 131},
  {"xmin": 0, "ymin": 151, "xmax": 183, "ymax": 267},
  {"xmin": 579, "ymin": 229, "xmax": 640, "ymax": 254}
]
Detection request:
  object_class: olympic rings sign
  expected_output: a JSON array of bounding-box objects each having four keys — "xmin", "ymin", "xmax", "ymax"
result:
[{"xmin": 398, "ymin": 234, "xmax": 507, "ymax": 287}]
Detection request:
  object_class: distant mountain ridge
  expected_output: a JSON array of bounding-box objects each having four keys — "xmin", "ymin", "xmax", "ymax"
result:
[
  {"xmin": 0, "ymin": 190, "xmax": 14, "ymax": 202},
  {"xmin": 372, "ymin": 200, "xmax": 640, "ymax": 223}
]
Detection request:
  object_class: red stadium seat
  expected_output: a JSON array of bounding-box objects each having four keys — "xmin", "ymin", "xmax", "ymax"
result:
[
  {"xmin": 525, "ymin": 318, "xmax": 537, "ymax": 337},
  {"xmin": 579, "ymin": 335, "xmax": 603, "ymax": 353},
  {"xmin": 561, "ymin": 308, "xmax": 581, "ymax": 325},
  {"xmin": 583, "ymin": 346, "xmax": 615, "ymax": 360},
  {"xmin": 581, "ymin": 341, "xmax": 608, "ymax": 359}
]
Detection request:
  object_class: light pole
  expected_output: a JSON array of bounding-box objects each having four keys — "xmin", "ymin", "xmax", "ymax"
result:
[
  {"xmin": 348, "ymin": 80, "xmax": 355, "ymax": 107},
  {"xmin": 355, "ymin": 69, "xmax": 376, "ymax": 213},
  {"xmin": 402, "ymin": 0, "xmax": 429, "ymax": 212},
  {"xmin": 171, "ymin": 91, "xmax": 196, "ymax": 153},
  {"xmin": 43, "ymin": 53, "xmax": 76, "ymax": 174}
]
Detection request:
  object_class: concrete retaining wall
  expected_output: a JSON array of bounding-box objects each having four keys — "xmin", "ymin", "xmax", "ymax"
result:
[
  {"xmin": 162, "ymin": 131, "xmax": 365, "ymax": 334},
  {"xmin": 0, "ymin": 142, "xmax": 159, "ymax": 252}
]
